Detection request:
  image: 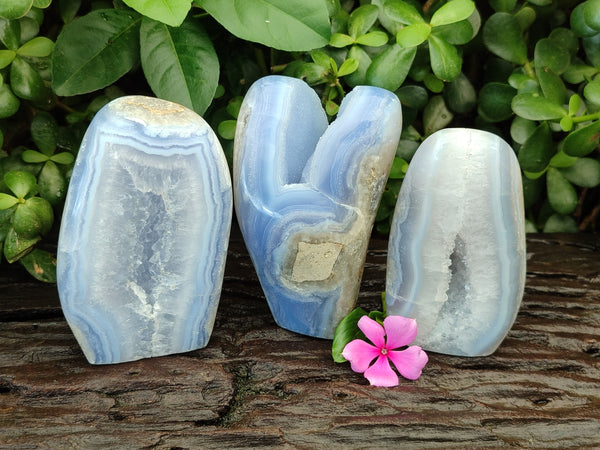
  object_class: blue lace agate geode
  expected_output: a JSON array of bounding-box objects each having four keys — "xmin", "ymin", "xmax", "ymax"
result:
[
  {"xmin": 57, "ymin": 96, "xmax": 232, "ymax": 364},
  {"xmin": 386, "ymin": 128, "xmax": 526, "ymax": 356},
  {"xmin": 234, "ymin": 76, "xmax": 402, "ymax": 339}
]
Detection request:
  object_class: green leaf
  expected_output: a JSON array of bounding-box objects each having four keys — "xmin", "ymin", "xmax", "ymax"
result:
[
  {"xmin": 560, "ymin": 116, "xmax": 573, "ymax": 132},
  {"xmin": 217, "ymin": 120, "xmax": 237, "ymax": 140},
  {"xmin": 424, "ymin": 73, "xmax": 444, "ymax": 93},
  {"xmin": 430, "ymin": 0, "xmax": 474, "ymax": 27},
  {"xmin": 397, "ymin": 85, "xmax": 428, "ymax": 110},
  {"xmin": 396, "ymin": 22, "xmax": 430, "ymax": 48},
  {"xmin": 348, "ymin": 4, "xmax": 379, "ymax": 39},
  {"xmin": 52, "ymin": 9, "xmax": 142, "ymax": 96},
  {"xmin": 325, "ymin": 100, "xmax": 339, "ymax": 116},
  {"xmin": 514, "ymin": 6, "xmax": 536, "ymax": 31},
  {"xmin": 122, "ymin": 0, "xmax": 191, "ymax": 27},
  {"xmin": 10, "ymin": 56, "xmax": 48, "ymax": 101},
  {"xmin": 329, "ymin": 32, "xmax": 354, "ymax": 48},
  {"xmin": 550, "ymin": 150, "xmax": 578, "ymax": 168},
  {"xmin": 483, "ymin": 12, "xmax": 527, "ymax": 65},
  {"xmin": 383, "ymin": 0, "xmax": 424, "ymax": 25},
  {"xmin": 583, "ymin": 0, "xmax": 600, "ymax": 31},
  {"xmin": 478, "ymin": 82, "xmax": 516, "ymax": 123},
  {"xmin": 355, "ymin": 31, "xmax": 389, "ymax": 47},
  {"xmin": 59, "ymin": 0, "xmax": 81, "ymax": 24},
  {"xmin": 568, "ymin": 94, "xmax": 582, "ymax": 116},
  {"xmin": 584, "ymin": 80, "xmax": 600, "ymax": 104},
  {"xmin": 431, "ymin": 17, "xmax": 475, "ymax": 45},
  {"xmin": 0, "ymin": 16, "xmax": 21, "ymax": 50},
  {"xmin": 423, "ymin": 95, "xmax": 453, "ymax": 136},
  {"xmin": 511, "ymin": 94, "xmax": 566, "ymax": 121},
  {"xmin": 0, "ymin": 83, "xmax": 20, "ymax": 118},
  {"xmin": 31, "ymin": 111, "xmax": 58, "ymax": 156},
  {"xmin": 21, "ymin": 149, "xmax": 49, "ymax": 163},
  {"xmin": 571, "ymin": 2, "xmax": 598, "ymax": 38},
  {"xmin": 4, "ymin": 171, "xmax": 36, "ymax": 198},
  {"xmin": 489, "ymin": 0, "xmax": 517, "ymax": 12},
  {"xmin": 542, "ymin": 214, "xmax": 578, "ymax": 233},
  {"xmin": 510, "ymin": 116, "xmax": 536, "ymax": 144},
  {"xmin": 33, "ymin": 0, "xmax": 51, "ymax": 8},
  {"xmin": 3, "ymin": 227, "xmax": 39, "ymax": 263},
  {"xmin": 196, "ymin": 0, "xmax": 330, "ymax": 51},
  {"xmin": 428, "ymin": 34, "xmax": 461, "ymax": 81},
  {"xmin": 38, "ymin": 160, "xmax": 67, "ymax": 205},
  {"xmin": 331, "ymin": 307, "xmax": 368, "ymax": 363},
  {"xmin": 546, "ymin": 167, "xmax": 578, "ymax": 215},
  {"xmin": 337, "ymin": 58, "xmax": 359, "ymax": 77},
  {"xmin": 563, "ymin": 64, "xmax": 599, "ymax": 85},
  {"xmin": 582, "ymin": 34, "xmax": 600, "ymax": 68},
  {"xmin": 389, "ymin": 157, "xmax": 408, "ymax": 179},
  {"xmin": 562, "ymin": 120, "xmax": 600, "ymax": 157},
  {"xmin": 536, "ymin": 69, "xmax": 567, "ymax": 106},
  {"xmin": 140, "ymin": 17, "xmax": 219, "ymax": 115},
  {"xmin": 534, "ymin": 38, "xmax": 570, "ymax": 75},
  {"xmin": 560, "ymin": 158, "xmax": 600, "ymax": 188},
  {"xmin": 365, "ymin": 43, "xmax": 416, "ymax": 91},
  {"xmin": 517, "ymin": 122, "xmax": 553, "ymax": 173},
  {"xmin": 16, "ymin": 36, "xmax": 54, "ymax": 57},
  {"xmin": 0, "ymin": 0, "xmax": 33, "ymax": 20},
  {"xmin": 310, "ymin": 50, "xmax": 331, "ymax": 69},
  {"xmin": 344, "ymin": 45, "xmax": 371, "ymax": 87},
  {"xmin": 49, "ymin": 152, "xmax": 75, "ymax": 165},
  {"xmin": 0, "ymin": 193, "xmax": 18, "ymax": 209},
  {"xmin": 444, "ymin": 72, "xmax": 475, "ymax": 113},
  {"xmin": 0, "ymin": 49, "xmax": 16, "ymax": 69},
  {"xmin": 13, "ymin": 196, "xmax": 53, "ymax": 238},
  {"xmin": 19, "ymin": 249, "xmax": 56, "ymax": 283}
]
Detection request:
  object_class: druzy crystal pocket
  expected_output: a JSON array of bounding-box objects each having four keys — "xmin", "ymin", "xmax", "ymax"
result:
[
  {"xmin": 234, "ymin": 76, "xmax": 402, "ymax": 339},
  {"xmin": 57, "ymin": 96, "xmax": 232, "ymax": 364},
  {"xmin": 386, "ymin": 128, "xmax": 526, "ymax": 356}
]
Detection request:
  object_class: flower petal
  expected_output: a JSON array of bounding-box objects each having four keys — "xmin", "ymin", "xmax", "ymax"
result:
[
  {"xmin": 364, "ymin": 356, "xmax": 399, "ymax": 387},
  {"xmin": 383, "ymin": 315, "xmax": 418, "ymax": 349},
  {"xmin": 342, "ymin": 339, "xmax": 379, "ymax": 373},
  {"xmin": 357, "ymin": 315, "xmax": 385, "ymax": 348},
  {"xmin": 388, "ymin": 346, "xmax": 429, "ymax": 380}
]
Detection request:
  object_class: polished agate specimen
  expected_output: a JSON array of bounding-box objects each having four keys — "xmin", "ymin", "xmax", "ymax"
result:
[
  {"xmin": 234, "ymin": 75, "xmax": 402, "ymax": 339},
  {"xmin": 57, "ymin": 96, "xmax": 232, "ymax": 364},
  {"xmin": 386, "ymin": 128, "xmax": 526, "ymax": 356}
]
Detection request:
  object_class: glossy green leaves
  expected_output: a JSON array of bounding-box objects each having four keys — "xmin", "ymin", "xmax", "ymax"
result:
[
  {"xmin": 123, "ymin": 0, "xmax": 191, "ymax": 27},
  {"xmin": 52, "ymin": 10, "xmax": 142, "ymax": 96},
  {"xmin": 483, "ymin": 12, "xmax": 528, "ymax": 65},
  {"xmin": 385, "ymin": 0, "xmax": 475, "ymax": 81},
  {"xmin": 140, "ymin": 18, "xmax": 218, "ymax": 115},
  {"xmin": 195, "ymin": 0, "xmax": 331, "ymax": 51}
]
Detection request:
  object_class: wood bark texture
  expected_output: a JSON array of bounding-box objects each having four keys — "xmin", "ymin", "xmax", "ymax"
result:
[{"xmin": 1, "ymin": 230, "xmax": 599, "ymax": 448}]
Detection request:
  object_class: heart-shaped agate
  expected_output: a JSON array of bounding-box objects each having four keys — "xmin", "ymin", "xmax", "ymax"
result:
[{"xmin": 234, "ymin": 76, "xmax": 402, "ymax": 338}]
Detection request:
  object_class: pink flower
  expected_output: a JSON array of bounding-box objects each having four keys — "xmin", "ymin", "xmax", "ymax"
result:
[{"xmin": 342, "ymin": 315, "xmax": 428, "ymax": 387}]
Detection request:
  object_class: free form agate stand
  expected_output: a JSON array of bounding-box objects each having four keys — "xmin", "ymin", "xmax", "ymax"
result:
[{"xmin": 1, "ymin": 228, "xmax": 598, "ymax": 447}]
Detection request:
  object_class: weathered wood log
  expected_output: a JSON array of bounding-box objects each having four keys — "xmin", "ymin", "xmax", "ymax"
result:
[{"xmin": 1, "ymin": 229, "xmax": 599, "ymax": 448}]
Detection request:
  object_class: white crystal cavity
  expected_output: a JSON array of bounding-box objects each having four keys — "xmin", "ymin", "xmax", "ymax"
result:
[
  {"xmin": 386, "ymin": 128, "xmax": 526, "ymax": 356},
  {"xmin": 234, "ymin": 75, "xmax": 402, "ymax": 338},
  {"xmin": 57, "ymin": 96, "xmax": 232, "ymax": 364}
]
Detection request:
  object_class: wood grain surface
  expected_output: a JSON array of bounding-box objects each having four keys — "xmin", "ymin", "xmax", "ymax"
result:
[{"xmin": 1, "ymin": 229, "xmax": 599, "ymax": 448}]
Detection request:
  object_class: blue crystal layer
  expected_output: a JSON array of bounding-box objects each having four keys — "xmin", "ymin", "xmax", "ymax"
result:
[
  {"xmin": 57, "ymin": 96, "xmax": 232, "ymax": 364},
  {"xmin": 386, "ymin": 128, "xmax": 526, "ymax": 356},
  {"xmin": 234, "ymin": 76, "xmax": 402, "ymax": 338}
]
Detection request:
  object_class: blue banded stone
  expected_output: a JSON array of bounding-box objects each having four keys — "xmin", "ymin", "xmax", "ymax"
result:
[
  {"xmin": 234, "ymin": 75, "xmax": 402, "ymax": 339},
  {"xmin": 386, "ymin": 128, "xmax": 526, "ymax": 356},
  {"xmin": 57, "ymin": 96, "xmax": 232, "ymax": 364}
]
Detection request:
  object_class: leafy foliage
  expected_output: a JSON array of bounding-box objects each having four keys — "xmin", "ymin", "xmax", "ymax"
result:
[{"xmin": 1, "ymin": 0, "xmax": 599, "ymax": 282}]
